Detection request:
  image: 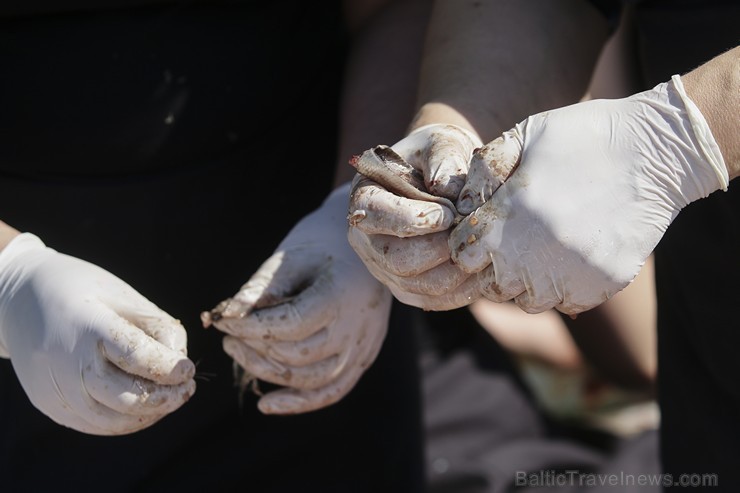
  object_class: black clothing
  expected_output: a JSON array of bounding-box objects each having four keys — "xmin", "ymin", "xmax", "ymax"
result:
[{"xmin": 0, "ymin": 3, "xmax": 426, "ymax": 492}]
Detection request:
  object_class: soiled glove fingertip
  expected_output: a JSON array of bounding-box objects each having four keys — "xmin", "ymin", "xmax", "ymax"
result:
[
  {"xmin": 200, "ymin": 310, "xmax": 214, "ymax": 328},
  {"xmin": 450, "ymin": 235, "xmax": 489, "ymax": 274},
  {"xmin": 222, "ymin": 299, "xmax": 250, "ymax": 319},
  {"xmin": 456, "ymin": 193, "xmax": 476, "ymax": 215},
  {"xmin": 170, "ymin": 357, "xmax": 196, "ymax": 383},
  {"xmin": 428, "ymin": 173, "xmax": 465, "ymax": 201}
]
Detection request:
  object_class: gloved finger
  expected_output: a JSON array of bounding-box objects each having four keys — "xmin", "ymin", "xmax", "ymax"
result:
[
  {"xmin": 390, "ymin": 273, "xmax": 481, "ymax": 311},
  {"xmin": 99, "ymin": 309, "xmax": 196, "ymax": 386},
  {"xmin": 257, "ymin": 367, "xmax": 361, "ymax": 414},
  {"xmin": 553, "ymin": 298, "xmax": 598, "ymax": 317},
  {"xmin": 224, "ymin": 336, "xmax": 340, "ymax": 390},
  {"xmin": 347, "ymin": 227, "xmax": 450, "ymax": 277},
  {"xmin": 83, "ymin": 355, "xmax": 196, "ymax": 416},
  {"xmin": 457, "ymin": 128, "xmax": 522, "ymax": 214},
  {"xmin": 348, "ymin": 247, "xmax": 467, "ymax": 304},
  {"xmin": 238, "ymin": 328, "xmax": 333, "ymax": 367},
  {"xmin": 348, "ymin": 176, "xmax": 455, "ymax": 236},
  {"xmin": 207, "ymin": 249, "xmax": 324, "ymax": 323},
  {"xmin": 513, "ymin": 272, "xmax": 564, "ymax": 314},
  {"xmin": 449, "ymin": 200, "xmax": 500, "ymax": 274},
  {"xmin": 393, "ymin": 124, "xmax": 481, "ymax": 200},
  {"xmin": 213, "ymin": 272, "xmax": 337, "ymax": 342},
  {"xmin": 476, "ymin": 263, "xmax": 526, "ymax": 304},
  {"xmin": 381, "ymin": 260, "xmax": 471, "ymax": 297},
  {"xmin": 112, "ymin": 301, "xmax": 189, "ymax": 355}
]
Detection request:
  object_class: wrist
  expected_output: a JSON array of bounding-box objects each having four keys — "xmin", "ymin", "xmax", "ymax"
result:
[
  {"xmin": 409, "ymin": 103, "xmax": 481, "ymax": 139},
  {"xmin": 681, "ymin": 46, "xmax": 740, "ymax": 181}
]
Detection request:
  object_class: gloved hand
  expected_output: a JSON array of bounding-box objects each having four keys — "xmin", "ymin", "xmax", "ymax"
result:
[
  {"xmin": 450, "ymin": 75, "xmax": 729, "ymax": 314},
  {"xmin": 206, "ymin": 184, "xmax": 392, "ymax": 414},
  {"xmin": 0, "ymin": 233, "xmax": 196, "ymax": 435},
  {"xmin": 347, "ymin": 124, "xmax": 484, "ymax": 310}
]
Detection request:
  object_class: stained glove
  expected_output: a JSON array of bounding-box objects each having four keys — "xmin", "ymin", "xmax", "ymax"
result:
[
  {"xmin": 206, "ymin": 184, "xmax": 392, "ymax": 414},
  {"xmin": 450, "ymin": 75, "xmax": 729, "ymax": 314},
  {"xmin": 347, "ymin": 124, "xmax": 483, "ymax": 310},
  {"xmin": 0, "ymin": 233, "xmax": 196, "ymax": 435}
]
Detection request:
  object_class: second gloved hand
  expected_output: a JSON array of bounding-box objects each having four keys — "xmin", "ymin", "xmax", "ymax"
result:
[
  {"xmin": 207, "ymin": 184, "xmax": 391, "ymax": 414},
  {"xmin": 0, "ymin": 233, "xmax": 196, "ymax": 435},
  {"xmin": 451, "ymin": 75, "xmax": 729, "ymax": 314}
]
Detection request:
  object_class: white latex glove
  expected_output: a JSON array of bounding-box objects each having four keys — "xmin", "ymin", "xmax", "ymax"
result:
[
  {"xmin": 347, "ymin": 124, "xmax": 484, "ymax": 310},
  {"xmin": 206, "ymin": 184, "xmax": 392, "ymax": 415},
  {"xmin": 450, "ymin": 75, "xmax": 729, "ymax": 314},
  {"xmin": 0, "ymin": 233, "xmax": 196, "ymax": 435}
]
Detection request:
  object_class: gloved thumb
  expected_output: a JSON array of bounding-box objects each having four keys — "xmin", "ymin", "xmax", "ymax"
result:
[
  {"xmin": 457, "ymin": 126, "xmax": 523, "ymax": 214},
  {"xmin": 393, "ymin": 124, "xmax": 482, "ymax": 200},
  {"xmin": 204, "ymin": 249, "xmax": 320, "ymax": 330}
]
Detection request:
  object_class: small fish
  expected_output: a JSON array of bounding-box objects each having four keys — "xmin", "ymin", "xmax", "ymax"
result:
[{"xmin": 350, "ymin": 145, "xmax": 464, "ymax": 224}]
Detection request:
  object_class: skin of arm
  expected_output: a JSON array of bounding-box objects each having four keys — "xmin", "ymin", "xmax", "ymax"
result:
[
  {"xmin": 681, "ymin": 45, "xmax": 740, "ymax": 180},
  {"xmin": 411, "ymin": 0, "xmax": 611, "ymax": 142},
  {"xmin": 335, "ymin": 0, "xmax": 433, "ymax": 186}
]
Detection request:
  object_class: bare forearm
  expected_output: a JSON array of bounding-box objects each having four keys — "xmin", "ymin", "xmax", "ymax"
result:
[
  {"xmin": 413, "ymin": 0, "xmax": 611, "ymax": 142},
  {"xmin": 335, "ymin": 0, "xmax": 432, "ymax": 186},
  {"xmin": 563, "ymin": 256, "xmax": 657, "ymax": 392},
  {"xmin": 682, "ymin": 46, "xmax": 740, "ymax": 180}
]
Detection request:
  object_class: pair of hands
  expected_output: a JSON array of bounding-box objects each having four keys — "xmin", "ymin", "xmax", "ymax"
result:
[
  {"xmin": 350, "ymin": 75, "xmax": 728, "ymax": 316},
  {"xmin": 0, "ymin": 184, "xmax": 392, "ymax": 436}
]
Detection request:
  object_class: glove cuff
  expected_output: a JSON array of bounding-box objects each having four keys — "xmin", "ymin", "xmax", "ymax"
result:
[
  {"xmin": 0, "ymin": 233, "xmax": 49, "ymax": 357},
  {"xmin": 670, "ymin": 74, "xmax": 730, "ymax": 193},
  {"xmin": 0, "ymin": 232, "xmax": 47, "ymax": 256}
]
